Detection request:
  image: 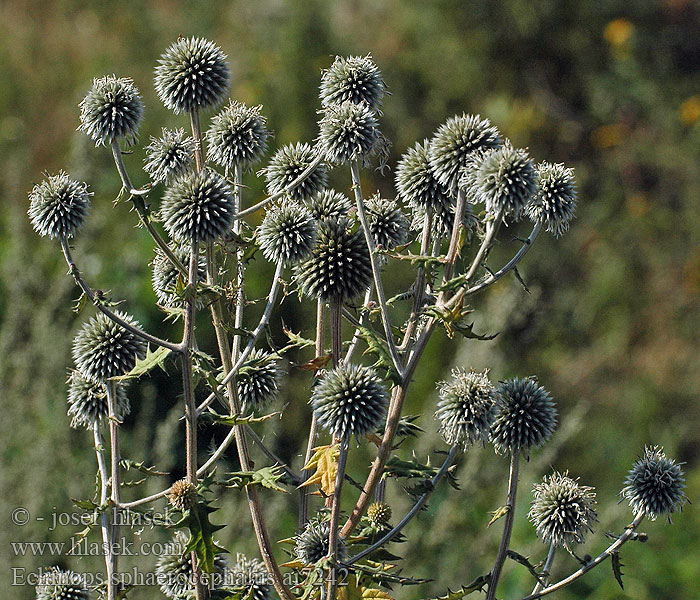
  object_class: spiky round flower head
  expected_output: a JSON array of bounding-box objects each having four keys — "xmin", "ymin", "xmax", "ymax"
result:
[
  {"xmin": 367, "ymin": 502, "xmax": 392, "ymax": 527},
  {"xmin": 311, "ymin": 364, "xmax": 388, "ymax": 440},
  {"xmin": 621, "ymin": 446, "xmax": 687, "ymax": 521},
  {"xmin": 206, "ymin": 101, "xmax": 270, "ymax": 171},
  {"xmin": 320, "ymin": 54, "xmax": 387, "ymax": 111},
  {"xmin": 67, "ymin": 371, "xmax": 129, "ymax": 429},
  {"xmin": 144, "ymin": 128, "xmax": 196, "ymax": 184},
  {"xmin": 365, "ymin": 194, "xmax": 410, "ymax": 249},
  {"xmin": 36, "ymin": 567, "xmax": 90, "ymax": 600},
  {"xmin": 295, "ymin": 518, "xmax": 347, "ymax": 565},
  {"xmin": 78, "ymin": 75, "xmax": 143, "ymax": 146},
  {"xmin": 526, "ymin": 162, "xmax": 578, "ymax": 237},
  {"xmin": 160, "ymin": 169, "xmax": 235, "ymax": 243},
  {"xmin": 490, "ymin": 377, "xmax": 558, "ymax": 456},
  {"xmin": 318, "ymin": 100, "xmax": 380, "ymax": 165},
  {"xmin": 435, "ymin": 369, "xmax": 496, "ymax": 450},
  {"xmin": 72, "ymin": 312, "xmax": 147, "ymax": 383},
  {"xmin": 395, "ymin": 140, "xmax": 451, "ymax": 215},
  {"xmin": 529, "ymin": 472, "xmax": 598, "ymax": 549},
  {"xmin": 152, "ymin": 246, "xmax": 206, "ymax": 308},
  {"xmin": 228, "ymin": 554, "xmax": 274, "ymax": 600},
  {"xmin": 237, "ymin": 349, "xmax": 282, "ymax": 413},
  {"xmin": 462, "ymin": 144, "xmax": 537, "ymax": 220},
  {"xmin": 429, "ymin": 114, "xmax": 502, "ymax": 195},
  {"xmin": 28, "ymin": 172, "xmax": 91, "ymax": 240},
  {"xmin": 156, "ymin": 531, "xmax": 227, "ymax": 599},
  {"xmin": 259, "ymin": 200, "xmax": 317, "ymax": 265},
  {"xmin": 263, "ymin": 142, "xmax": 328, "ymax": 202},
  {"xmin": 296, "ymin": 219, "xmax": 373, "ymax": 301},
  {"xmin": 154, "ymin": 37, "xmax": 230, "ymax": 114},
  {"xmin": 168, "ymin": 479, "xmax": 198, "ymax": 511},
  {"xmin": 309, "ymin": 189, "xmax": 353, "ymax": 222}
]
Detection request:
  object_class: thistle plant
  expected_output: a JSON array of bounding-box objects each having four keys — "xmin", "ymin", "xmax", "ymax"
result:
[{"xmin": 28, "ymin": 39, "xmax": 687, "ymax": 600}]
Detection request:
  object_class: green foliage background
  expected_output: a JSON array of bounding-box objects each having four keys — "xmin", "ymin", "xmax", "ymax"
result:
[{"xmin": 1, "ymin": 1, "xmax": 699, "ymax": 598}]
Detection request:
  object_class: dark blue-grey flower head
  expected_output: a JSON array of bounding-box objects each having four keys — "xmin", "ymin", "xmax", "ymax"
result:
[
  {"xmin": 320, "ymin": 54, "xmax": 387, "ymax": 111},
  {"xmin": 621, "ymin": 446, "xmax": 687, "ymax": 521},
  {"xmin": 490, "ymin": 377, "xmax": 557, "ymax": 456},
  {"xmin": 529, "ymin": 471, "xmax": 598, "ymax": 549},
  {"xmin": 462, "ymin": 144, "xmax": 537, "ymax": 220},
  {"xmin": 28, "ymin": 172, "xmax": 91, "ymax": 239},
  {"xmin": 318, "ymin": 101, "xmax": 380, "ymax": 165},
  {"xmin": 295, "ymin": 518, "xmax": 347, "ymax": 565},
  {"xmin": 67, "ymin": 371, "xmax": 129, "ymax": 429},
  {"xmin": 144, "ymin": 128, "xmax": 196, "ymax": 184},
  {"xmin": 152, "ymin": 245, "xmax": 206, "ymax": 308},
  {"xmin": 259, "ymin": 200, "xmax": 317, "ymax": 265},
  {"xmin": 396, "ymin": 139, "xmax": 451, "ymax": 215},
  {"xmin": 160, "ymin": 169, "xmax": 235, "ymax": 243},
  {"xmin": 156, "ymin": 531, "xmax": 227, "ymax": 599},
  {"xmin": 435, "ymin": 369, "xmax": 496, "ymax": 450},
  {"xmin": 154, "ymin": 37, "xmax": 230, "ymax": 114},
  {"xmin": 296, "ymin": 218, "xmax": 373, "ymax": 301},
  {"xmin": 310, "ymin": 189, "xmax": 353, "ymax": 222},
  {"xmin": 79, "ymin": 75, "xmax": 143, "ymax": 146},
  {"xmin": 72, "ymin": 312, "xmax": 147, "ymax": 382},
  {"xmin": 365, "ymin": 194, "xmax": 409, "ymax": 250},
  {"xmin": 36, "ymin": 567, "xmax": 90, "ymax": 600},
  {"xmin": 526, "ymin": 162, "xmax": 578, "ymax": 237},
  {"xmin": 262, "ymin": 142, "xmax": 328, "ymax": 202},
  {"xmin": 206, "ymin": 101, "xmax": 270, "ymax": 171},
  {"xmin": 429, "ymin": 114, "xmax": 502, "ymax": 195},
  {"xmin": 237, "ymin": 349, "xmax": 282, "ymax": 413},
  {"xmin": 311, "ymin": 364, "xmax": 388, "ymax": 440},
  {"xmin": 229, "ymin": 553, "xmax": 274, "ymax": 600}
]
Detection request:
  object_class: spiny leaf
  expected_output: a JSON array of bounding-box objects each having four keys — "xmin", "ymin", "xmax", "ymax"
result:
[
  {"xmin": 222, "ymin": 466, "xmax": 287, "ymax": 492},
  {"xmin": 506, "ymin": 550, "xmax": 545, "ymax": 584},
  {"xmin": 210, "ymin": 411, "xmax": 279, "ymax": 427},
  {"xmin": 361, "ymin": 587, "xmax": 394, "ymax": 600},
  {"xmin": 111, "ymin": 346, "xmax": 172, "ymax": 381},
  {"xmin": 390, "ymin": 251, "xmax": 446, "ymax": 267},
  {"xmin": 426, "ymin": 575, "xmax": 490, "ymax": 600},
  {"xmin": 611, "ymin": 551, "xmax": 624, "ymax": 589},
  {"xmin": 299, "ymin": 444, "xmax": 340, "ymax": 497},
  {"xmin": 120, "ymin": 458, "xmax": 168, "ymax": 476},
  {"xmin": 488, "ymin": 505, "xmax": 510, "ymax": 527},
  {"xmin": 296, "ymin": 353, "xmax": 333, "ymax": 372},
  {"xmin": 356, "ymin": 324, "xmax": 402, "ymax": 385},
  {"xmin": 175, "ymin": 502, "xmax": 227, "ymax": 574},
  {"xmin": 71, "ymin": 498, "xmax": 99, "ymax": 511}
]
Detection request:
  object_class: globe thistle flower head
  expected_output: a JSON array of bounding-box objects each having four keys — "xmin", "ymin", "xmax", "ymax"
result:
[
  {"xmin": 396, "ymin": 140, "xmax": 451, "ymax": 215},
  {"xmin": 320, "ymin": 54, "xmax": 387, "ymax": 111},
  {"xmin": 28, "ymin": 172, "xmax": 91, "ymax": 239},
  {"xmin": 67, "ymin": 371, "xmax": 130, "ymax": 429},
  {"xmin": 237, "ymin": 349, "xmax": 282, "ymax": 413},
  {"xmin": 294, "ymin": 518, "xmax": 347, "ymax": 565},
  {"xmin": 365, "ymin": 194, "xmax": 410, "ymax": 250},
  {"xmin": 259, "ymin": 200, "xmax": 317, "ymax": 265},
  {"xmin": 36, "ymin": 567, "xmax": 90, "ymax": 600},
  {"xmin": 79, "ymin": 75, "xmax": 143, "ymax": 146},
  {"xmin": 152, "ymin": 245, "xmax": 206, "ymax": 309},
  {"xmin": 228, "ymin": 554, "xmax": 274, "ymax": 600},
  {"xmin": 621, "ymin": 446, "xmax": 687, "ymax": 521},
  {"xmin": 526, "ymin": 162, "xmax": 578, "ymax": 237},
  {"xmin": 72, "ymin": 312, "xmax": 147, "ymax": 382},
  {"xmin": 160, "ymin": 169, "xmax": 235, "ymax": 243},
  {"xmin": 318, "ymin": 100, "xmax": 380, "ymax": 166},
  {"xmin": 144, "ymin": 128, "xmax": 196, "ymax": 184},
  {"xmin": 206, "ymin": 101, "xmax": 270, "ymax": 171},
  {"xmin": 463, "ymin": 144, "xmax": 538, "ymax": 221},
  {"xmin": 367, "ymin": 502, "xmax": 392, "ymax": 527},
  {"xmin": 429, "ymin": 114, "xmax": 502, "ymax": 195},
  {"xmin": 490, "ymin": 377, "xmax": 558, "ymax": 456},
  {"xmin": 263, "ymin": 142, "xmax": 328, "ymax": 202},
  {"xmin": 168, "ymin": 479, "xmax": 198, "ymax": 512},
  {"xmin": 296, "ymin": 218, "xmax": 373, "ymax": 302},
  {"xmin": 311, "ymin": 364, "xmax": 388, "ymax": 441},
  {"xmin": 528, "ymin": 471, "xmax": 598, "ymax": 549},
  {"xmin": 154, "ymin": 37, "xmax": 230, "ymax": 114},
  {"xmin": 309, "ymin": 189, "xmax": 353, "ymax": 222},
  {"xmin": 156, "ymin": 531, "xmax": 227, "ymax": 599},
  {"xmin": 435, "ymin": 369, "xmax": 496, "ymax": 450}
]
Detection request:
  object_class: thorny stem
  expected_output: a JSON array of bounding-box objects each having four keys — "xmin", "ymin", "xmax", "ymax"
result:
[
  {"xmin": 346, "ymin": 444, "xmax": 458, "ymax": 566},
  {"xmin": 59, "ymin": 238, "xmax": 180, "ymax": 352},
  {"xmin": 327, "ymin": 438, "xmax": 350, "ymax": 600},
  {"xmin": 105, "ymin": 382, "xmax": 121, "ymax": 599},
  {"xmin": 531, "ymin": 542, "xmax": 556, "ymax": 595},
  {"xmin": 441, "ymin": 188, "xmax": 468, "ymax": 291},
  {"xmin": 462, "ymin": 208, "xmax": 504, "ymax": 284},
  {"xmin": 93, "ymin": 423, "xmax": 114, "ymax": 600},
  {"xmin": 518, "ymin": 513, "xmax": 645, "ymax": 600},
  {"xmin": 486, "ymin": 450, "xmax": 521, "ymax": 600},
  {"xmin": 330, "ymin": 297, "xmax": 343, "ymax": 368},
  {"xmin": 345, "ymin": 286, "xmax": 373, "ymax": 365}
]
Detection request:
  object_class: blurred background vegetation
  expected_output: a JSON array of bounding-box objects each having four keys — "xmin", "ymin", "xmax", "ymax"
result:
[{"xmin": 1, "ymin": 1, "xmax": 699, "ymax": 598}]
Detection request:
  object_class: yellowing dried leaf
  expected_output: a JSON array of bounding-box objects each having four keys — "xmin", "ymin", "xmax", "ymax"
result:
[{"xmin": 299, "ymin": 444, "xmax": 339, "ymax": 497}]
